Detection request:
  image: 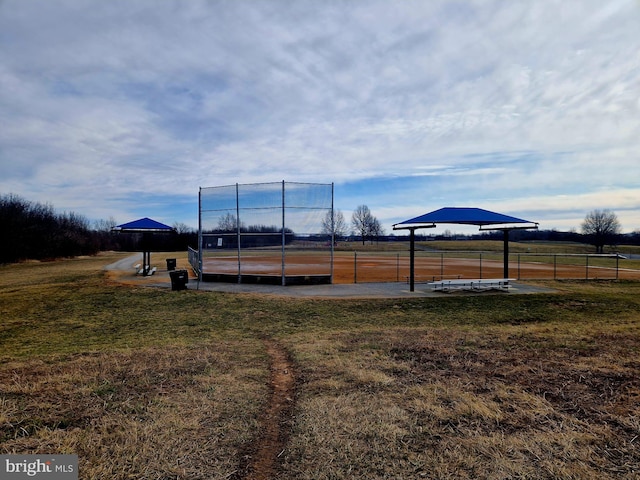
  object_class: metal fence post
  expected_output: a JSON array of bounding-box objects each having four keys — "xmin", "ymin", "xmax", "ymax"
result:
[
  {"xmin": 281, "ymin": 180, "xmax": 286, "ymax": 286},
  {"xmin": 354, "ymin": 251, "xmax": 357, "ymax": 284},
  {"xmin": 585, "ymin": 255, "xmax": 589, "ymax": 280},
  {"xmin": 236, "ymin": 183, "xmax": 241, "ymax": 284}
]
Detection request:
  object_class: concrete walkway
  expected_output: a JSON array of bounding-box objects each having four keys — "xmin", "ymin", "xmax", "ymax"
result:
[
  {"xmin": 190, "ymin": 279, "xmax": 554, "ymax": 298},
  {"xmin": 105, "ymin": 254, "xmax": 556, "ymax": 299}
]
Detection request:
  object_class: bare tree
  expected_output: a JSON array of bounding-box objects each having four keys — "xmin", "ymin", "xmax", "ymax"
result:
[
  {"xmin": 93, "ymin": 216, "xmax": 117, "ymax": 232},
  {"xmin": 172, "ymin": 222, "xmax": 193, "ymax": 234},
  {"xmin": 370, "ymin": 217, "xmax": 385, "ymax": 241},
  {"xmin": 321, "ymin": 209, "xmax": 347, "ymax": 239},
  {"xmin": 351, "ymin": 205, "xmax": 372, "ymax": 245},
  {"xmin": 217, "ymin": 212, "xmax": 242, "ymax": 232},
  {"xmin": 581, "ymin": 209, "xmax": 621, "ymax": 253},
  {"xmin": 351, "ymin": 205, "xmax": 384, "ymax": 245}
]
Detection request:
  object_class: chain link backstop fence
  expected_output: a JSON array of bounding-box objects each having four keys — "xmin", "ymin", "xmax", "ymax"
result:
[{"xmin": 197, "ymin": 181, "xmax": 333, "ymax": 285}]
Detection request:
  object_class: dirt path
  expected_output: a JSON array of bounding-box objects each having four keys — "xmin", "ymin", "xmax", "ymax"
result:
[{"xmin": 238, "ymin": 339, "xmax": 296, "ymax": 480}]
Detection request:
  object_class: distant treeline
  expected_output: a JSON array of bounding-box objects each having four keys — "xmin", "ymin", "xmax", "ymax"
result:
[
  {"xmin": 2, "ymin": 193, "xmax": 636, "ymax": 264},
  {"xmin": 202, "ymin": 225, "xmax": 296, "ymax": 249},
  {"xmin": 0, "ymin": 194, "xmax": 196, "ymax": 264},
  {"xmin": 376, "ymin": 228, "xmax": 639, "ymax": 246}
]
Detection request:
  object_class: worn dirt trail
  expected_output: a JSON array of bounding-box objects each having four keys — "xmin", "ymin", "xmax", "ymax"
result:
[{"xmin": 238, "ymin": 339, "xmax": 296, "ymax": 480}]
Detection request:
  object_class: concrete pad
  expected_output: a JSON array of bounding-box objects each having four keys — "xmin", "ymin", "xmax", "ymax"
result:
[{"xmin": 105, "ymin": 254, "xmax": 556, "ymax": 298}]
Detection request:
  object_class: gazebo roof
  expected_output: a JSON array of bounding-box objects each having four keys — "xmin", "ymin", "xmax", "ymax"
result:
[
  {"xmin": 113, "ymin": 217, "xmax": 174, "ymax": 233},
  {"xmin": 394, "ymin": 207, "xmax": 536, "ymax": 228}
]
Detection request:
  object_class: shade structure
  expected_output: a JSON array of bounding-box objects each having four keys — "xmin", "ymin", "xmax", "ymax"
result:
[
  {"xmin": 393, "ymin": 207, "xmax": 538, "ymax": 291},
  {"xmin": 113, "ymin": 218, "xmax": 175, "ymax": 276},
  {"xmin": 395, "ymin": 207, "xmax": 535, "ymax": 227},
  {"xmin": 113, "ymin": 217, "xmax": 174, "ymax": 233}
]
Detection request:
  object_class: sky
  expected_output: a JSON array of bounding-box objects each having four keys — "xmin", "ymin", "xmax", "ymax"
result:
[{"xmin": 1, "ymin": 0, "xmax": 639, "ymax": 235}]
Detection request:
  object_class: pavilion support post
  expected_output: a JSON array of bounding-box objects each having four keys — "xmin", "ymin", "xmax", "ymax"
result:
[
  {"xmin": 503, "ymin": 230, "xmax": 509, "ymax": 279},
  {"xmin": 392, "ymin": 224, "xmax": 434, "ymax": 291},
  {"xmin": 142, "ymin": 232, "xmax": 152, "ymax": 276},
  {"xmin": 409, "ymin": 228, "xmax": 415, "ymax": 292}
]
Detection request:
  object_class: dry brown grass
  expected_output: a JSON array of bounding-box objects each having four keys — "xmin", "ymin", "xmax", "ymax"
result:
[
  {"xmin": 2, "ymin": 253, "xmax": 640, "ymax": 478},
  {"xmin": 1, "ymin": 343, "xmax": 268, "ymax": 479},
  {"xmin": 281, "ymin": 327, "xmax": 640, "ymax": 479}
]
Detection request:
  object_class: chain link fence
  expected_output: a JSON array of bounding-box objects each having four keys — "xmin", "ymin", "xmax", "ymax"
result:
[
  {"xmin": 335, "ymin": 251, "xmax": 631, "ymax": 284},
  {"xmin": 198, "ymin": 181, "xmax": 333, "ymax": 285}
]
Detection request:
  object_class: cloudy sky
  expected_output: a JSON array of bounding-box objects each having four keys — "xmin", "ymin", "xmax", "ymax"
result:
[{"xmin": 1, "ymin": 0, "xmax": 639, "ymax": 234}]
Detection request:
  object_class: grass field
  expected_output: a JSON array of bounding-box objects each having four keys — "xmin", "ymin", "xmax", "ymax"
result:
[{"xmin": 2, "ymin": 252, "xmax": 640, "ymax": 479}]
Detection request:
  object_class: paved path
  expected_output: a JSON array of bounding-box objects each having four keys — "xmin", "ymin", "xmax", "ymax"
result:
[
  {"xmin": 105, "ymin": 254, "xmax": 556, "ymax": 298},
  {"xmin": 104, "ymin": 252, "xmax": 143, "ymax": 271}
]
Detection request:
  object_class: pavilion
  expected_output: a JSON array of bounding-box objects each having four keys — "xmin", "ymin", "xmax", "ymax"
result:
[
  {"xmin": 393, "ymin": 207, "xmax": 538, "ymax": 291},
  {"xmin": 112, "ymin": 217, "xmax": 175, "ymax": 276}
]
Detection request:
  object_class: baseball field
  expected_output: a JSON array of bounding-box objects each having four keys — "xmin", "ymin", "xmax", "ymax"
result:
[{"xmin": 199, "ymin": 240, "xmax": 640, "ymax": 284}]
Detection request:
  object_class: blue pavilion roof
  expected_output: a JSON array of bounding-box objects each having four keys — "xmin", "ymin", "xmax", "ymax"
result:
[
  {"xmin": 113, "ymin": 217, "xmax": 174, "ymax": 232},
  {"xmin": 395, "ymin": 207, "xmax": 535, "ymax": 227}
]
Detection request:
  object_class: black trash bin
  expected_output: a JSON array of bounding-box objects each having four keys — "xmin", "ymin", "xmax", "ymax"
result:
[
  {"xmin": 169, "ymin": 269, "xmax": 188, "ymax": 291},
  {"xmin": 166, "ymin": 258, "xmax": 177, "ymax": 271}
]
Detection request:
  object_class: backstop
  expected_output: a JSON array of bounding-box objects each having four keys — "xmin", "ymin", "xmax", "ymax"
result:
[{"xmin": 197, "ymin": 181, "xmax": 334, "ymax": 285}]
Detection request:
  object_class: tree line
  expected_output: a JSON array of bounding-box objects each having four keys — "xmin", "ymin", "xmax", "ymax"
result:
[
  {"xmin": 321, "ymin": 205, "xmax": 385, "ymax": 245},
  {"xmin": 324, "ymin": 206, "xmax": 635, "ymax": 253},
  {"xmin": 202, "ymin": 212, "xmax": 295, "ymax": 248},
  {"xmin": 1, "ymin": 193, "xmax": 634, "ymax": 265},
  {"xmin": 0, "ymin": 194, "xmax": 104, "ymax": 263},
  {"xmin": 0, "ymin": 194, "xmax": 195, "ymax": 264}
]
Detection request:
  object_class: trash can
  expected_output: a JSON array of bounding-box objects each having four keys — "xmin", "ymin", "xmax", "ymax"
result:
[
  {"xmin": 166, "ymin": 258, "xmax": 177, "ymax": 271},
  {"xmin": 169, "ymin": 269, "xmax": 188, "ymax": 291}
]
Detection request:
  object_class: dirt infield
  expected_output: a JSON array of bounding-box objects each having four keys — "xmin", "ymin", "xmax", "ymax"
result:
[
  {"xmin": 201, "ymin": 252, "xmax": 640, "ymax": 284},
  {"xmin": 106, "ymin": 251, "xmax": 640, "ymax": 290}
]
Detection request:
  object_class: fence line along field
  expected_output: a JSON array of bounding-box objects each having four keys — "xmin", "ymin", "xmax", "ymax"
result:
[
  {"xmin": 2, "ymin": 250, "xmax": 640, "ymax": 479},
  {"xmin": 330, "ymin": 250, "xmax": 640, "ymax": 283},
  {"xmin": 199, "ymin": 241, "xmax": 640, "ymax": 284}
]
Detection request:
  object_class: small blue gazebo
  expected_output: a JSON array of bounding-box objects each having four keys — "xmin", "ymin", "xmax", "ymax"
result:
[{"xmin": 113, "ymin": 217, "xmax": 175, "ymax": 276}]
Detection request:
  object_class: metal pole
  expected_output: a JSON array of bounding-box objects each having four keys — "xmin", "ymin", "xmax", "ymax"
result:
[
  {"xmin": 282, "ymin": 180, "xmax": 286, "ymax": 286},
  {"xmin": 616, "ymin": 254, "xmax": 619, "ymax": 280},
  {"xmin": 354, "ymin": 251, "xmax": 357, "ymax": 284},
  {"xmin": 586, "ymin": 255, "xmax": 589, "ymax": 280},
  {"xmin": 440, "ymin": 252, "xmax": 444, "ymax": 280},
  {"xmin": 479, "ymin": 252, "xmax": 482, "ymax": 279},
  {"xmin": 410, "ymin": 229, "xmax": 415, "ymax": 291},
  {"xmin": 503, "ymin": 229, "xmax": 509, "ymax": 278},
  {"xmin": 330, "ymin": 183, "xmax": 334, "ymax": 283},
  {"xmin": 236, "ymin": 183, "xmax": 241, "ymax": 283},
  {"xmin": 198, "ymin": 188, "xmax": 202, "ymax": 289}
]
